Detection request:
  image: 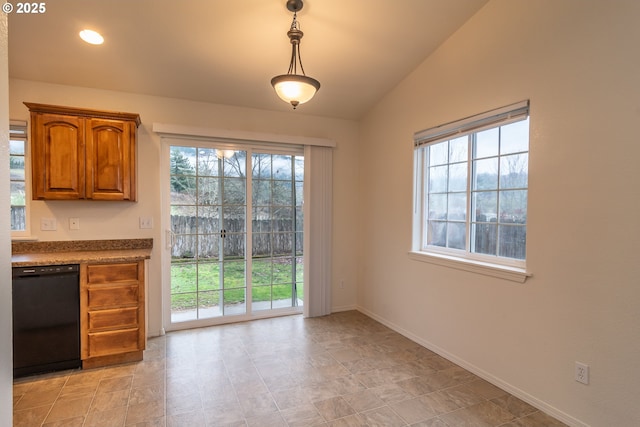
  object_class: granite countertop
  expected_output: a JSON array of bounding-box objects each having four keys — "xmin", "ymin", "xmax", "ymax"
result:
[{"xmin": 11, "ymin": 239, "xmax": 153, "ymax": 267}]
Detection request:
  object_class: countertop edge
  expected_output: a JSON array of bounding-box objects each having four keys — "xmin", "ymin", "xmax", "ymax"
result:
[
  {"xmin": 11, "ymin": 248, "xmax": 152, "ymax": 267},
  {"xmin": 12, "ymin": 238, "xmax": 153, "ymax": 254}
]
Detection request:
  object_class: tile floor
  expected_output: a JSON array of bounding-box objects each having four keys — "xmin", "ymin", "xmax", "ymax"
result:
[{"xmin": 12, "ymin": 311, "xmax": 568, "ymax": 426}]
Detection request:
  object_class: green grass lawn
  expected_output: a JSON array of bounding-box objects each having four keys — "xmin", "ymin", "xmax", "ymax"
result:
[{"xmin": 171, "ymin": 257, "xmax": 303, "ymax": 311}]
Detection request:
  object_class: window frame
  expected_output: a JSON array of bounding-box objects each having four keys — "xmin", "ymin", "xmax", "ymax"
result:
[
  {"xmin": 411, "ymin": 101, "xmax": 532, "ymax": 283},
  {"xmin": 10, "ymin": 120, "xmax": 31, "ymax": 239}
]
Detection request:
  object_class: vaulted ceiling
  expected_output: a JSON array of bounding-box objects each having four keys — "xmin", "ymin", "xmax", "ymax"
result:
[{"xmin": 8, "ymin": 0, "xmax": 488, "ymax": 120}]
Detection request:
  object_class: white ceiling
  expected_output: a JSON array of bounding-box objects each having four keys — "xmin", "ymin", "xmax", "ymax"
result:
[{"xmin": 8, "ymin": 0, "xmax": 488, "ymax": 120}]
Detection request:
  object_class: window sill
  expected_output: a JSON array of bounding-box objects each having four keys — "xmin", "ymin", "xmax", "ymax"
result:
[{"xmin": 408, "ymin": 251, "xmax": 531, "ymax": 283}]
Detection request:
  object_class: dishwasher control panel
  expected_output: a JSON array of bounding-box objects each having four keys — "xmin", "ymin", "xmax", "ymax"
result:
[{"xmin": 13, "ymin": 264, "xmax": 79, "ymax": 278}]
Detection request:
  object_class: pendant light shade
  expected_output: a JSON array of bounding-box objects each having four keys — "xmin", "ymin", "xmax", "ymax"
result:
[
  {"xmin": 271, "ymin": 74, "xmax": 320, "ymax": 107},
  {"xmin": 271, "ymin": 0, "xmax": 320, "ymax": 109}
]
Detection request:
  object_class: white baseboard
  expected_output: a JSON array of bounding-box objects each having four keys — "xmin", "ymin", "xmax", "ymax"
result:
[
  {"xmin": 355, "ymin": 305, "xmax": 588, "ymax": 427},
  {"xmin": 147, "ymin": 328, "xmax": 165, "ymax": 338},
  {"xmin": 331, "ymin": 304, "xmax": 358, "ymax": 313}
]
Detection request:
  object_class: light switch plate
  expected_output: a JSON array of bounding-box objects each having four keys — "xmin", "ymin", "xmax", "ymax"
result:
[
  {"xmin": 40, "ymin": 217, "xmax": 57, "ymax": 231},
  {"xmin": 139, "ymin": 216, "xmax": 153, "ymax": 229}
]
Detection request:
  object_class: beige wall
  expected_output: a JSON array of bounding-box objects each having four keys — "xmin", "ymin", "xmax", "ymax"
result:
[
  {"xmin": 9, "ymin": 79, "xmax": 360, "ymax": 336},
  {"xmin": 358, "ymin": 1, "xmax": 640, "ymax": 426}
]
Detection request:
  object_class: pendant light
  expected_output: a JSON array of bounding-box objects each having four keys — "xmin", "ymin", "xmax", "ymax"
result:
[{"xmin": 271, "ymin": 0, "xmax": 320, "ymax": 109}]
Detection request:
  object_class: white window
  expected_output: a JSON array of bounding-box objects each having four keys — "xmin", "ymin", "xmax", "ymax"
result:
[
  {"xmin": 412, "ymin": 101, "xmax": 530, "ymax": 276},
  {"xmin": 10, "ymin": 121, "xmax": 30, "ymax": 238}
]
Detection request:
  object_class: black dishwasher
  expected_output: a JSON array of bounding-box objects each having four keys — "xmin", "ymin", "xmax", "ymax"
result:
[{"xmin": 12, "ymin": 264, "xmax": 81, "ymax": 377}]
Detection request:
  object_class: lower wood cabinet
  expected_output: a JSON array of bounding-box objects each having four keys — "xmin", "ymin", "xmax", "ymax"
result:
[{"xmin": 80, "ymin": 260, "xmax": 146, "ymax": 369}]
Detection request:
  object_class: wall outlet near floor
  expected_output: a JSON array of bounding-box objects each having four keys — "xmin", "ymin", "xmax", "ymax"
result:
[
  {"xmin": 139, "ymin": 216, "xmax": 154, "ymax": 229},
  {"xmin": 340, "ymin": 279, "xmax": 345, "ymax": 289},
  {"xmin": 40, "ymin": 217, "xmax": 57, "ymax": 231},
  {"xmin": 69, "ymin": 217, "xmax": 80, "ymax": 230},
  {"xmin": 575, "ymin": 362, "xmax": 589, "ymax": 384}
]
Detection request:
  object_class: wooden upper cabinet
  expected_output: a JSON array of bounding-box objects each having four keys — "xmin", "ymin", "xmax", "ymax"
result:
[
  {"xmin": 32, "ymin": 113, "xmax": 85, "ymax": 199},
  {"xmin": 25, "ymin": 102, "xmax": 141, "ymax": 201},
  {"xmin": 86, "ymin": 118, "xmax": 136, "ymax": 200}
]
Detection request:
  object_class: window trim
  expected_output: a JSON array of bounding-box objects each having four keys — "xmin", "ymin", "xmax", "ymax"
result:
[
  {"xmin": 157, "ymin": 123, "xmax": 334, "ymax": 330},
  {"xmin": 10, "ymin": 120, "xmax": 31, "ymax": 240},
  {"xmin": 408, "ymin": 251, "xmax": 531, "ymax": 283},
  {"xmin": 411, "ymin": 101, "xmax": 531, "ymax": 282}
]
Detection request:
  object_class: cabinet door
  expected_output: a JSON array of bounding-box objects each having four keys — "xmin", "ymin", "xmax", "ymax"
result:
[
  {"xmin": 31, "ymin": 113, "xmax": 85, "ymax": 199},
  {"xmin": 85, "ymin": 118, "xmax": 136, "ymax": 201}
]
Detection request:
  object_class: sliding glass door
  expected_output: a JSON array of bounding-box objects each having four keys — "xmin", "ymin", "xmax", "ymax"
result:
[
  {"xmin": 251, "ymin": 153, "xmax": 304, "ymax": 312},
  {"xmin": 168, "ymin": 143, "xmax": 303, "ymax": 327}
]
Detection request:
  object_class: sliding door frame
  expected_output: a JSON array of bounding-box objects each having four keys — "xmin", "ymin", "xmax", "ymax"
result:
[{"xmin": 155, "ymin": 124, "xmax": 334, "ymax": 333}]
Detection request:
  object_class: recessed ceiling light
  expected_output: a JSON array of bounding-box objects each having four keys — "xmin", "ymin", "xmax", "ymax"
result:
[{"xmin": 79, "ymin": 29, "xmax": 104, "ymax": 45}]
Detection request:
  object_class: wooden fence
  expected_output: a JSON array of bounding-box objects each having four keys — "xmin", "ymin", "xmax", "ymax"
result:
[
  {"xmin": 11, "ymin": 207, "xmax": 25, "ymax": 231},
  {"xmin": 171, "ymin": 215, "xmax": 302, "ymax": 259}
]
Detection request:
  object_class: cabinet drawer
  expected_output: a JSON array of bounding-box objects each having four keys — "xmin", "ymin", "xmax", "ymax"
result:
[
  {"xmin": 88, "ymin": 328, "xmax": 140, "ymax": 357},
  {"xmin": 89, "ymin": 307, "xmax": 138, "ymax": 330},
  {"xmin": 88, "ymin": 284, "xmax": 138, "ymax": 309},
  {"xmin": 87, "ymin": 263, "xmax": 139, "ymax": 284}
]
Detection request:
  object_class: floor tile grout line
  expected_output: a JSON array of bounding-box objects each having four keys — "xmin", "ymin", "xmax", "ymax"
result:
[
  {"xmin": 120, "ymin": 366, "xmax": 136, "ymax": 427},
  {"xmin": 79, "ymin": 370, "xmax": 101, "ymax": 427},
  {"xmin": 41, "ymin": 373, "xmax": 70, "ymax": 427},
  {"xmin": 161, "ymin": 339, "xmax": 168, "ymax": 427},
  {"xmin": 219, "ymin": 343, "xmax": 250, "ymax": 427}
]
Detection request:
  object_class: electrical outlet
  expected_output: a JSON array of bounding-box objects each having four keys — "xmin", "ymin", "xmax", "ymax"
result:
[
  {"xmin": 69, "ymin": 217, "xmax": 80, "ymax": 230},
  {"xmin": 575, "ymin": 362, "xmax": 589, "ymax": 384},
  {"xmin": 340, "ymin": 279, "xmax": 345, "ymax": 289}
]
